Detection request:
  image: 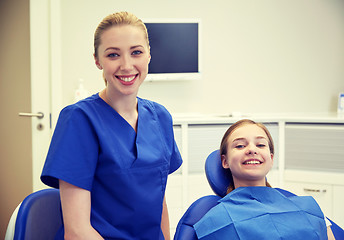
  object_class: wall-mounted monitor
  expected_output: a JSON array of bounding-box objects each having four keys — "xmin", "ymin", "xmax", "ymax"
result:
[{"xmin": 144, "ymin": 19, "xmax": 201, "ymax": 81}]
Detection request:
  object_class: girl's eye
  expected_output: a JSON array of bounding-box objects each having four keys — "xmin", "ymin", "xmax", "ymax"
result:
[
  {"xmin": 132, "ymin": 50, "xmax": 143, "ymax": 55},
  {"xmin": 235, "ymin": 144, "xmax": 245, "ymax": 149},
  {"xmin": 257, "ymin": 144, "xmax": 266, "ymax": 148},
  {"xmin": 107, "ymin": 53, "xmax": 119, "ymax": 58}
]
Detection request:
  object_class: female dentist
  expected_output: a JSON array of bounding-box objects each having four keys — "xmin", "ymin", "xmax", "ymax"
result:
[{"xmin": 41, "ymin": 11, "xmax": 182, "ymax": 240}]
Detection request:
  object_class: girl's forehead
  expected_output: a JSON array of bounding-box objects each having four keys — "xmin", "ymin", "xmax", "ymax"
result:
[{"xmin": 229, "ymin": 124, "xmax": 268, "ymax": 141}]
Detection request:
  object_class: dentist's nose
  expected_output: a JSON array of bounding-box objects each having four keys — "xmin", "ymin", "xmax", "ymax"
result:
[{"xmin": 120, "ymin": 55, "xmax": 133, "ymax": 71}]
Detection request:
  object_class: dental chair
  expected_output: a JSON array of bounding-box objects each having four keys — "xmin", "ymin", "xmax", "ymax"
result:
[
  {"xmin": 5, "ymin": 188, "xmax": 62, "ymax": 240},
  {"xmin": 173, "ymin": 150, "xmax": 344, "ymax": 240}
]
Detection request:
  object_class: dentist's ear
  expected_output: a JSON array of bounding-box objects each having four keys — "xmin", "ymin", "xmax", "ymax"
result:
[
  {"xmin": 94, "ymin": 54, "xmax": 103, "ymax": 70},
  {"xmin": 96, "ymin": 64, "xmax": 103, "ymax": 70}
]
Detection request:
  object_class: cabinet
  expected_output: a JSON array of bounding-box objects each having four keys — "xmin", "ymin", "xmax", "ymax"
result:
[
  {"xmin": 283, "ymin": 123, "xmax": 344, "ymax": 227},
  {"xmin": 333, "ymin": 186, "xmax": 344, "ymax": 227},
  {"xmin": 285, "ymin": 123, "xmax": 344, "ymax": 172},
  {"xmin": 187, "ymin": 124, "xmax": 230, "ymax": 174},
  {"xmin": 283, "ymin": 179, "xmax": 333, "ymax": 218},
  {"xmin": 284, "ymin": 169, "xmax": 344, "ymax": 227}
]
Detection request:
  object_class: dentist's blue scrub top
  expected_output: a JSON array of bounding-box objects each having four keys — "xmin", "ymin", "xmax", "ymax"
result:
[{"xmin": 41, "ymin": 94, "xmax": 182, "ymax": 240}]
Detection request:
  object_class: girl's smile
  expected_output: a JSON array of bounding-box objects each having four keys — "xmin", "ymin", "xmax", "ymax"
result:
[{"xmin": 242, "ymin": 158, "xmax": 263, "ymax": 165}]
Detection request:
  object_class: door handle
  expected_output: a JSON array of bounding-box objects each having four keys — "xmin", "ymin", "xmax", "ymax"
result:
[
  {"xmin": 19, "ymin": 112, "xmax": 44, "ymax": 119},
  {"xmin": 303, "ymin": 188, "xmax": 327, "ymax": 193}
]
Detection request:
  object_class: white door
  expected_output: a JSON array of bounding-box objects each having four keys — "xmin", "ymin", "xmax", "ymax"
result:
[{"xmin": 30, "ymin": 0, "xmax": 62, "ymax": 191}]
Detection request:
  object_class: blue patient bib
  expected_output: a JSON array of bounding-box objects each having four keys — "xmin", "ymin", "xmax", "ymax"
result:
[{"xmin": 194, "ymin": 187, "xmax": 327, "ymax": 240}]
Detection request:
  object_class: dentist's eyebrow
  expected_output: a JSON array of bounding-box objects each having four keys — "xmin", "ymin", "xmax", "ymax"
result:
[
  {"xmin": 130, "ymin": 45, "xmax": 144, "ymax": 49},
  {"xmin": 105, "ymin": 45, "xmax": 144, "ymax": 52},
  {"xmin": 105, "ymin": 47, "xmax": 120, "ymax": 51}
]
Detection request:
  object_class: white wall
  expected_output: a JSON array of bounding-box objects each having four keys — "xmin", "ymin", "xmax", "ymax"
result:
[{"xmin": 59, "ymin": 0, "xmax": 344, "ymax": 115}]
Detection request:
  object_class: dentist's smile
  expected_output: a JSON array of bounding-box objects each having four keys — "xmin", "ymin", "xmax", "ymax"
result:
[{"xmin": 116, "ymin": 74, "xmax": 138, "ymax": 85}]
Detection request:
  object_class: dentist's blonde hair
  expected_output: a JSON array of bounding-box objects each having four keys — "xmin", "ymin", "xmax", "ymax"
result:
[{"xmin": 94, "ymin": 11, "xmax": 149, "ymax": 59}]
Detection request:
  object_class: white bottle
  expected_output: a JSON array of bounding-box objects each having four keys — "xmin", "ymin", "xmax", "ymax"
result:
[
  {"xmin": 74, "ymin": 78, "xmax": 89, "ymax": 102},
  {"xmin": 338, "ymin": 92, "xmax": 344, "ymax": 116}
]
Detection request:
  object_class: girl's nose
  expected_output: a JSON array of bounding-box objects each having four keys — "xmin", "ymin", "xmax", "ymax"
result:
[
  {"xmin": 246, "ymin": 144, "xmax": 258, "ymax": 155},
  {"xmin": 247, "ymin": 150, "xmax": 257, "ymax": 155}
]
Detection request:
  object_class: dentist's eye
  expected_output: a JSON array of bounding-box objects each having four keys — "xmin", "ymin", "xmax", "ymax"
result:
[
  {"xmin": 107, "ymin": 53, "xmax": 119, "ymax": 58},
  {"xmin": 132, "ymin": 50, "xmax": 143, "ymax": 55}
]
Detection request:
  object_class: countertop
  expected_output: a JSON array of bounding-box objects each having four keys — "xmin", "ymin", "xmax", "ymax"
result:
[{"xmin": 172, "ymin": 112, "xmax": 344, "ymax": 124}]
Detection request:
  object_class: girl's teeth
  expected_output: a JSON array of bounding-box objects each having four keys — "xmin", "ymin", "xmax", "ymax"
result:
[{"xmin": 244, "ymin": 160, "xmax": 261, "ymax": 165}]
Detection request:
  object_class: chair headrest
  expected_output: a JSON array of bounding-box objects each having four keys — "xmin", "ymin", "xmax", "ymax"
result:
[{"xmin": 205, "ymin": 150, "xmax": 232, "ymax": 198}]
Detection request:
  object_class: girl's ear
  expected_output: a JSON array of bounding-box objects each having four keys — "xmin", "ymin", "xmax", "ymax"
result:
[
  {"xmin": 270, "ymin": 153, "xmax": 274, "ymax": 166},
  {"xmin": 221, "ymin": 154, "xmax": 230, "ymax": 169}
]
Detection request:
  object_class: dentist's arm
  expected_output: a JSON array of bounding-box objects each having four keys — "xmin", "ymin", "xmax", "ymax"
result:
[
  {"xmin": 59, "ymin": 180, "xmax": 103, "ymax": 240},
  {"xmin": 161, "ymin": 195, "xmax": 170, "ymax": 240},
  {"xmin": 327, "ymin": 226, "xmax": 336, "ymax": 240}
]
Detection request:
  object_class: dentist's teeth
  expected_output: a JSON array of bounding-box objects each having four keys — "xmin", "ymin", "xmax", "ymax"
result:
[{"xmin": 119, "ymin": 76, "xmax": 135, "ymax": 82}]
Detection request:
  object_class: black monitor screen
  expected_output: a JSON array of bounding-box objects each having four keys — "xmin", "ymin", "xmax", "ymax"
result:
[{"xmin": 146, "ymin": 22, "xmax": 199, "ymax": 74}]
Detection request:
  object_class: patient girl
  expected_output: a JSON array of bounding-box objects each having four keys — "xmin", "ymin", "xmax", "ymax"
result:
[{"xmin": 194, "ymin": 119, "xmax": 335, "ymax": 240}]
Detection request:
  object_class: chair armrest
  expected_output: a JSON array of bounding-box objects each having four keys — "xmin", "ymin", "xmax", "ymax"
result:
[{"xmin": 174, "ymin": 195, "xmax": 221, "ymax": 240}]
